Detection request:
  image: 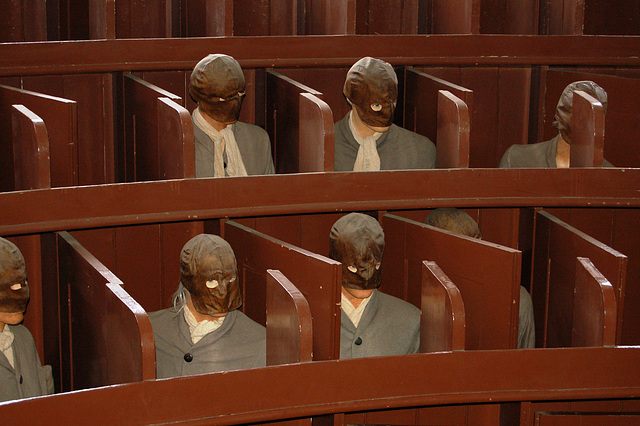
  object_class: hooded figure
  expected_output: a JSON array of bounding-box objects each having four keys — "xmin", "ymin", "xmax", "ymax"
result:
[
  {"xmin": 499, "ymin": 80, "xmax": 611, "ymax": 168},
  {"xmin": 190, "ymin": 54, "xmax": 274, "ymax": 177},
  {"xmin": 424, "ymin": 208, "xmax": 535, "ymax": 349},
  {"xmin": 149, "ymin": 234, "xmax": 265, "ymax": 378},
  {"xmin": 329, "ymin": 213, "xmax": 420, "ymax": 359},
  {"xmin": 0, "ymin": 237, "xmax": 54, "ymax": 402},
  {"xmin": 334, "ymin": 57, "xmax": 436, "ymax": 171}
]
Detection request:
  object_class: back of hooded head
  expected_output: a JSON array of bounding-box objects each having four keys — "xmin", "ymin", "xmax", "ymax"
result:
[
  {"xmin": 190, "ymin": 54, "xmax": 246, "ymax": 124},
  {"xmin": 0, "ymin": 237, "xmax": 29, "ymax": 314},
  {"xmin": 329, "ymin": 213, "xmax": 385, "ymax": 291},
  {"xmin": 425, "ymin": 208, "xmax": 481, "ymax": 239},
  {"xmin": 180, "ymin": 234, "xmax": 242, "ymax": 316},
  {"xmin": 343, "ymin": 57, "xmax": 398, "ymax": 128},
  {"xmin": 553, "ymin": 80, "xmax": 607, "ymax": 144}
]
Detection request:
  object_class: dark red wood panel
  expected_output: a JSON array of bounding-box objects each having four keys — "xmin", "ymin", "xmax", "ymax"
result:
[
  {"xmin": 0, "ymin": 0, "xmax": 47, "ymax": 42},
  {"xmin": 11, "ymin": 105, "xmax": 50, "ymax": 191},
  {"xmin": 436, "ymin": 90, "xmax": 470, "ymax": 168},
  {"xmin": 584, "ymin": 0, "xmax": 640, "ymax": 35},
  {"xmin": 115, "ymin": 0, "xmax": 170, "ymax": 38},
  {"xmin": 157, "ymin": 97, "xmax": 195, "ymax": 179},
  {"xmin": 480, "ymin": 0, "xmax": 538, "ymax": 34},
  {"xmin": 570, "ymin": 90, "xmax": 605, "ymax": 167},
  {"xmin": 430, "ymin": 0, "xmax": 480, "ymax": 34},
  {"xmin": 299, "ymin": 93, "xmax": 334, "ymax": 172}
]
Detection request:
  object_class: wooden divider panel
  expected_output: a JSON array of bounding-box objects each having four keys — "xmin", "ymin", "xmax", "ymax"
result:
[
  {"xmin": 222, "ymin": 220, "xmax": 342, "ymax": 361},
  {"xmin": 266, "ymin": 269, "xmax": 313, "ymax": 365},
  {"xmin": 123, "ymin": 74, "xmax": 183, "ymax": 181},
  {"xmin": 299, "ymin": 92, "xmax": 334, "ymax": 172},
  {"xmin": 436, "ymin": 90, "xmax": 470, "ymax": 168},
  {"xmin": 0, "ymin": 0, "xmax": 47, "ymax": 42},
  {"xmin": 184, "ymin": 0, "xmax": 233, "ymax": 37},
  {"xmin": 430, "ymin": 0, "xmax": 480, "ymax": 34},
  {"xmin": 480, "ymin": 0, "xmax": 539, "ymax": 34},
  {"xmin": 0, "ymin": 84, "xmax": 77, "ymax": 191},
  {"xmin": 532, "ymin": 210, "xmax": 627, "ymax": 347},
  {"xmin": 421, "ymin": 261, "xmax": 465, "ymax": 352},
  {"xmin": 89, "ymin": 0, "xmax": 116, "ymax": 39},
  {"xmin": 571, "ymin": 90, "xmax": 605, "ymax": 167},
  {"xmin": 382, "ymin": 213, "xmax": 521, "ymax": 349},
  {"xmin": 573, "ymin": 257, "xmax": 617, "ymax": 347},
  {"xmin": 404, "ymin": 68, "xmax": 473, "ymax": 145},
  {"xmin": 56, "ymin": 231, "xmax": 155, "ymax": 391},
  {"xmin": 157, "ymin": 97, "xmax": 195, "ymax": 179},
  {"xmin": 12, "ymin": 105, "xmax": 50, "ymax": 191},
  {"xmin": 115, "ymin": 0, "xmax": 171, "ymax": 38},
  {"xmin": 266, "ymin": 71, "xmax": 323, "ymax": 173}
]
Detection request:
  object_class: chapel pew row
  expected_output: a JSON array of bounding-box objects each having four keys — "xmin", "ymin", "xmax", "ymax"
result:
[
  {"xmin": 2, "ymin": 0, "xmax": 637, "ymax": 42},
  {"xmin": 1, "ymin": 207, "xmax": 632, "ymax": 425}
]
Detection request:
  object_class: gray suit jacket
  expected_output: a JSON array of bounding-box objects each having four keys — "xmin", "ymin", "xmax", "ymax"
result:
[
  {"xmin": 194, "ymin": 120, "xmax": 275, "ymax": 177},
  {"xmin": 334, "ymin": 113, "xmax": 436, "ymax": 171},
  {"xmin": 340, "ymin": 289, "xmax": 421, "ymax": 359},
  {"xmin": 0, "ymin": 325, "xmax": 54, "ymax": 403},
  {"xmin": 149, "ymin": 308, "xmax": 266, "ymax": 379}
]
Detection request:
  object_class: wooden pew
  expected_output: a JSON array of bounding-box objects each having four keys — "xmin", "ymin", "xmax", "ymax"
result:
[
  {"xmin": 122, "ymin": 74, "xmax": 191, "ymax": 181},
  {"xmin": 266, "ymin": 270, "xmax": 313, "ymax": 365},
  {"xmin": 421, "ymin": 261, "xmax": 465, "ymax": 352},
  {"xmin": 570, "ymin": 90, "xmax": 605, "ymax": 167},
  {"xmin": 266, "ymin": 71, "xmax": 328, "ymax": 173},
  {"xmin": 436, "ymin": 90, "xmax": 470, "ymax": 168},
  {"xmin": 54, "ymin": 231, "xmax": 155, "ymax": 392},
  {"xmin": 532, "ymin": 210, "xmax": 627, "ymax": 347},
  {"xmin": 572, "ymin": 257, "xmax": 617, "ymax": 347},
  {"xmin": 0, "ymin": 84, "xmax": 77, "ymax": 191},
  {"xmin": 222, "ymin": 219, "xmax": 342, "ymax": 361}
]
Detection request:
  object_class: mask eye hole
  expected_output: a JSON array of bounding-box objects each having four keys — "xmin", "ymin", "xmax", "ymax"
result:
[
  {"xmin": 206, "ymin": 280, "xmax": 219, "ymax": 289},
  {"xmin": 10, "ymin": 283, "xmax": 22, "ymax": 291},
  {"xmin": 229, "ymin": 276, "xmax": 236, "ymax": 282},
  {"xmin": 347, "ymin": 266, "xmax": 358, "ymax": 273},
  {"xmin": 375, "ymin": 262, "xmax": 381, "ymax": 270},
  {"xmin": 371, "ymin": 103, "xmax": 382, "ymax": 112}
]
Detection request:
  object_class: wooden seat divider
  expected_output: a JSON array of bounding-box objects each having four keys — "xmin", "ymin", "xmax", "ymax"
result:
[
  {"xmin": 570, "ymin": 90, "xmax": 605, "ymax": 167},
  {"xmin": 299, "ymin": 92, "xmax": 334, "ymax": 172},
  {"xmin": 12, "ymin": 105, "xmax": 50, "ymax": 191},
  {"xmin": 436, "ymin": 90, "xmax": 470, "ymax": 168}
]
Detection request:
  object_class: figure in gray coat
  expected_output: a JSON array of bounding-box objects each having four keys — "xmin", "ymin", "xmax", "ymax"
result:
[
  {"xmin": 329, "ymin": 213, "xmax": 420, "ymax": 359},
  {"xmin": 190, "ymin": 54, "xmax": 274, "ymax": 177},
  {"xmin": 0, "ymin": 237, "xmax": 54, "ymax": 402},
  {"xmin": 149, "ymin": 234, "xmax": 265, "ymax": 379},
  {"xmin": 334, "ymin": 57, "xmax": 436, "ymax": 171}
]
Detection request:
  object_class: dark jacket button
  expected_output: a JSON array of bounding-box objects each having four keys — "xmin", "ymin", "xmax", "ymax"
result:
[
  {"xmin": 19, "ymin": 375, "xmax": 23, "ymax": 384},
  {"xmin": 354, "ymin": 337, "xmax": 362, "ymax": 345},
  {"xmin": 184, "ymin": 353, "xmax": 193, "ymax": 362}
]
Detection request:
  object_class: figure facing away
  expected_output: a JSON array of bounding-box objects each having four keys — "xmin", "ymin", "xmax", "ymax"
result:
[
  {"xmin": 149, "ymin": 234, "xmax": 265, "ymax": 378},
  {"xmin": 425, "ymin": 208, "xmax": 535, "ymax": 349},
  {"xmin": 190, "ymin": 54, "xmax": 274, "ymax": 177},
  {"xmin": 0, "ymin": 237, "xmax": 54, "ymax": 402},
  {"xmin": 329, "ymin": 213, "xmax": 420, "ymax": 358},
  {"xmin": 334, "ymin": 57, "xmax": 436, "ymax": 171},
  {"xmin": 499, "ymin": 80, "xmax": 610, "ymax": 168}
]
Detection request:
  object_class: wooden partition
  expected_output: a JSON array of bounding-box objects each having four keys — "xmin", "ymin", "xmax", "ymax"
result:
[
  {"xmin": 532, "ymin": 210, "xmax": 627, "ymax": 347},
  {"xmin": 55, "ymin": 231, "xmax": 155, "ymax": 392},
  {"xmin": 543, "ymin": 0, "xmax": 640, "ymax": 35},
  {"xmin": 421, "ymin": 261, "xmax": 465, "ymax": 352},
  {"xmin": 266, "ymin": 270, "xmax": 313, "ymax": 365},
  {"xmin": 404, "ymin": 68, "xmax": 473, "ymax": 147},
  {"xmin": 382, "ymin": 213, "xmax": 521, "ymax": 349},
  {"xmin": 535, "ymin": 412, "xmax": 640, "ymax": 425},
  {"xmin": 539, "ymin": 68, "xmax": 640, "ymax": 167},
  {"xmin": 480, "ymin": 0, "xmax": 539, "ymax": 34},
  {"xmin": 299, "ymin": 92, "xmax": 335, "ymax": 172},
  {"xmin": 12, "ymin": 105, "xmax": 50, "ymax": 191},
  {"xmin": 0, "ymin": 0, "xmax": 47, "ymax": 42},
  {"xmin": 122, "ymin": 74, "xmax": 187, "ymax": 181},
  {"xmin": 436, "ymin": 90, "xmax": 470, "ymax": 168},
  {"xmin": 430, "ymin": 0, "xmax": 480, "ymax": 34},
  {"xmin": 222, "ymin": 220, "xmax": 342, "ymax": 361},
  {"xmin": 0, "ymin": 84, "xmax": 77, "ymax": 191},
  {"xmin": 572, "ymin": 257, "xmax": 617, "ymax": 347},
  {"xmin": 416, "ymin": 66, "xmax": 530, "ymax": 167},
  {"xmin": 266, "ymin": 71, "xmax": 325, "ymax": 173},
  {"xmin": 570, "ymin": 90, "xmax": 605, "ymax": 167}
]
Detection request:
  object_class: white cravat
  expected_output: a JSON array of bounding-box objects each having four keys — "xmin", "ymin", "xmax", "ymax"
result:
[
  {"xmin": 192, "ymin": 107, "xmax": 248, "ymax": 177},
  {"xmin": 349, "ymin": 111, "xmax": 382, "ymax": 171},
  {"xmin": 341, "ymin": 292, "xmax": 372, "ymax": 328},
  {"xmin": 0, "ymin": 324, "xmax": 15, "ymax": 368},
  {"xmin": 183, "ymin": 304, "xmax": 225, "ymax": 344}
]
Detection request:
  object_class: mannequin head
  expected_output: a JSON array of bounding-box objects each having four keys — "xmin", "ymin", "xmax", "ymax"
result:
[
  {"xmin": 344, "ymin": 57, "xmax": 398, "ymax": 130},
  {"xmin": 424, "ymin": 208, "xmax": 481, "ymax": 239},
  {"xmin": 190, "ymin": 54, "xmax": 246, "ymax": 125},
  {"xmin": 329, "ymin": 213, "xmax": 385, "ymax": 299},
  {"xmin": 0, "ymin": 238, "xmax": 29, "ymax": 327},
  {"xmin": 179, "ymin": 234, "xmax": 242, "ymax": 317},
  {"xmin": 553, "ymin": 80, "xmax": 607, "ymax": 144}
]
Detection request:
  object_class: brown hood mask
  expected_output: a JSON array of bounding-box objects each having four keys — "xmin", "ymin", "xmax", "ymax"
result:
[
  {"xmin": 329, "ymin": 213, "xmax": 384, "ymax": 290},
  {"xmin": 0, "ymin": 238, "xmax": 29, "ymax": 314},
  {"xmin": 344, "ymin": 57, "xmax": 398, "ymax": 128},
  {"xmin": 180, "ymin": 234, "xmax": 242, "ymax": 316},
  {"xmin": 553, "ymin": 80, "xmax": 607, "ymax": 145},
  {"xmin": 189, "ymin": 54, "xmax": 246, "ymax": 124}
]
